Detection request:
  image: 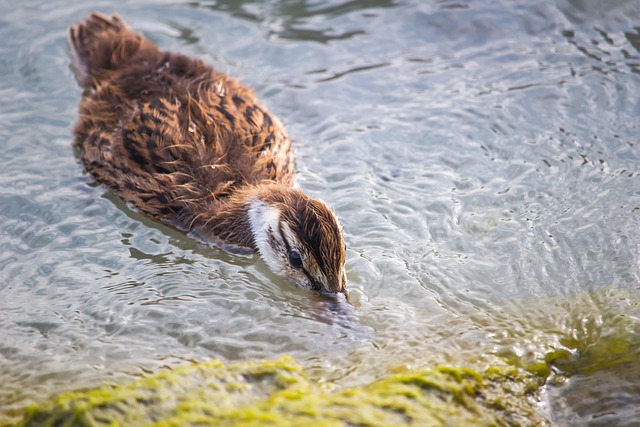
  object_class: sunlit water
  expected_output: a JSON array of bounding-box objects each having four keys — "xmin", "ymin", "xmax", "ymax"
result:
[{"xmin": 1, "ymin": 0, "xmax": 639, "ymax": 425}]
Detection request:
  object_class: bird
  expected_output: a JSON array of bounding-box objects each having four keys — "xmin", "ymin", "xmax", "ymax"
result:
[{"xmin": 68, "ymin": 12, "xmax": 347, "ymax": 296}]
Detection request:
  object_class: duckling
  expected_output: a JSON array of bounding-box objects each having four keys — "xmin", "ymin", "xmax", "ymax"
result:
[{"xmin": 68, "ymin": 13, "xmax": 347, "ymax": 295}]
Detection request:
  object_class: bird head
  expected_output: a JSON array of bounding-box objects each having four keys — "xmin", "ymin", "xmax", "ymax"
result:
[{"xmin": 247, "ymin": 187, "xmax": 347, "ymax": 296}]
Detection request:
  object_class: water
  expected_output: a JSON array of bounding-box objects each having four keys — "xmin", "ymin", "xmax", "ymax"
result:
[{"xmin": 1, "ymin": 0, "xmax": 638, "ymax": 425}]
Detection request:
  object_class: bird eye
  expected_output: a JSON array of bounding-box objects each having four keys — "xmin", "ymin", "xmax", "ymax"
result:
[{"xmin": 289, "ymin": 251, "xmax": 303, "ymax": 269}]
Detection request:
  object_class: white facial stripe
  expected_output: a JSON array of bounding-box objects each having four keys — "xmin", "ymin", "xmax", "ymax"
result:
[{"xmin": 247, "ymin": 200, "xmax": 284, "ymax": 274}]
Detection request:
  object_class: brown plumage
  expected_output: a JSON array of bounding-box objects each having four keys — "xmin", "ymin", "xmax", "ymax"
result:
[{"xmin": 68, "ymin": 13, "xmax": 347, "ymax": 295}]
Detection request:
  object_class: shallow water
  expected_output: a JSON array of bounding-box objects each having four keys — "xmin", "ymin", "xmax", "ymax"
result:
[{"xmin": 0, "ymin": 0, "xmax": 639, "ymax": 425}]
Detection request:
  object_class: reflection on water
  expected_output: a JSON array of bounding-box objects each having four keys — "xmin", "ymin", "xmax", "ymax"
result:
[{"xmin": 0, "ymin": 0, "xmax": 639, "ymax": 425}]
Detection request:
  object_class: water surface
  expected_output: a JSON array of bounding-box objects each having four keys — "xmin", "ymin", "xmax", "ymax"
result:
[{"xmin": 1, "ymin": 0, "xmax": 639, "ymax": 425}]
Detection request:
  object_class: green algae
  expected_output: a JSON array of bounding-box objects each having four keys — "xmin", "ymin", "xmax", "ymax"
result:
[
  {"xmin": 16, "ymin": 290, "xmax": 639, "ymax": 427},
  {"xmin": 16, "ymin": 357, "xmax": 549, "ymax": 427},
  {"xmin": 503, "ymin": 292, "xmax": 640, "ymax": 383}
]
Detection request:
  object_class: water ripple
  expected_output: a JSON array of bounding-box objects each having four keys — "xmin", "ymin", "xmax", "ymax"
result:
[{"xmin": 1, "ymin": 0, "xmax": 639, "ymax": 425}]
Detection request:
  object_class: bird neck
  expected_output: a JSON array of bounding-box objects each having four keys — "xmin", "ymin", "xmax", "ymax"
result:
[{"xmin": 188, "ymin": 184, "xmax": 288, "ymax": 252}]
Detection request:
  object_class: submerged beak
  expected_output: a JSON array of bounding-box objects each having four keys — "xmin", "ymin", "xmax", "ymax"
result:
[
  {"xmin": 341, "ymin": 288, "xmax": 351, "ymax": 303},
  {"xmin": 338, "ymin": 271, "xmax": 350, "ymax": 302},
  {"xmin": 319, "ymin": 288, "xmax": 350, "ymax": 304},
  {"xmin": 320, "ymin": 272, "xmax": 350, "ymax": 303}
]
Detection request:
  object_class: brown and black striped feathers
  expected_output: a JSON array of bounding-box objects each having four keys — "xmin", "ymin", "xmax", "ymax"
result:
[{"xmin": 69, "ymin": 13, "xmax": 294, "ymax": 224}]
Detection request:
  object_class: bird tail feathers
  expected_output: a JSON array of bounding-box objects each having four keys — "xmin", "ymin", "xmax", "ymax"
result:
[{"xmin": 68, "ymin": 12, "xmax": 152, "ymax": 87}]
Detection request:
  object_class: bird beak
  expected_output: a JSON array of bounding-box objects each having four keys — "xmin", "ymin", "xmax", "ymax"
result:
[
  {"xmin": 341, "ymin": 288, "xmax": 351, "ymax": 303},
  {"xmin": 318, "ymin": 271, "xmax": 349, "ymax": 302},
  {"xmin": 322, "ymin": 277, "xmax": 350, "ymax": 303},
  {"xmin": 338, "ymin": 271, "xmax": 350, "ymax": 302},
  {"xmin": 319, "ymin": 288, "xmax": 350, "ymax": 305}
]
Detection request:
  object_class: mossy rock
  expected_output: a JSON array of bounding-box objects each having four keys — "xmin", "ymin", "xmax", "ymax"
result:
[{"xmin": 16, "ymin": 356, "xmax": 549, "ymax": 426}]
